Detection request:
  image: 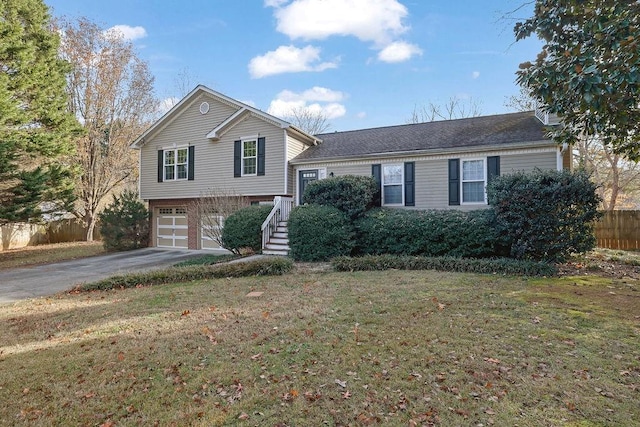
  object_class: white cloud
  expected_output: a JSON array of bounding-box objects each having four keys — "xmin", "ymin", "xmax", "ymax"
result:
[
  {"xmin": 248, "ymin": 45, "xmax": 338, "ymax": 78},
  {"xmin": 267, "ymin": 87, "xmax": 347, "ymax": 119},
  {"xmin": 377, "ymin": 41, "xmax": 422, "ymax": 63},
  {"xmin": 472, "ymin": 71, "xmax": 480, "ymax": 79},
  {"xmin": 268, "ymin": 0, "xmax": 409, "ymax": 46},
  {"xmin": 104, "ymin": 24, "xmax": 147, "ymax": 41},
  {"xmin": 356, "ymin": 111, "xmax": 367, "ymax": 119}
]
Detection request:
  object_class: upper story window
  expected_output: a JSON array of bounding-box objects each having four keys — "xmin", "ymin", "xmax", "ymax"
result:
[
  {"xmin": 461, "ymin": 159, "xmax": 486, "ymax": 203},
  {"xmin": 382, "ymin": 164, "xmax": 403, "ymax": 205},
  {"xmin": 164, "ymin": 147, "xmax": 188, "ymax": 181},
  {"xmin": 242, "ymin": 140, "xmax": 257, "ymax": 176}
]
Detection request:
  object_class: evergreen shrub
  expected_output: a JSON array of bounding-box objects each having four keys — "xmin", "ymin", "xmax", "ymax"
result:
[
  {"xmin": 302, "ymin": 175, "xmax": 377, "ymax": 219},
  {"xmin": 288, "ymin": 204, "xmax": 355, "ymax": 261},
  {"xmin": 221, "ymin": 204, "xmax": 272, "ymax": 254},
  {"xmin": 487, "ymin": 169, "xmax": 601, "ymax": 261},
  {"xmin": 99, "ymin": 190, "xmax": 150, "ymax": 251}
]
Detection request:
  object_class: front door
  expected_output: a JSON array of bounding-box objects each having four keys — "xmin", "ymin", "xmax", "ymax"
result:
[{"xmin": 299, "ymin": 170, "xmax": 318, "ymax": 204}]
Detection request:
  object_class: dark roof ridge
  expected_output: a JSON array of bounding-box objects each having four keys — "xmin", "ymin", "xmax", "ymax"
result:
[{"xmin": 315, "ymin": 110, "xmax": 536, "ymax": 137}]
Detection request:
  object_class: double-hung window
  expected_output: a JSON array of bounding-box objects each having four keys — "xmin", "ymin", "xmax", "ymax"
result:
[
  {"xmin": 164, "ymin": 147, "xmax": 188, "ymax": 181},
  {"xmin": 242, "ymin": 140, "xmax": 257, "ymax": 176},
  {"xmin": 461, "ymin": 159, "xmax": 485, "ymax": 203},
  {"xmin": 382, "ymin": 164, "xmax": 403, "ymax": 205}
]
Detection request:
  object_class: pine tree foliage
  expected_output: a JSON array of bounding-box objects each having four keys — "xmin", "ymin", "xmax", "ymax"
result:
[{"xmin": 0, "ymin": 0, "xmax": 81, "ymax": 224}]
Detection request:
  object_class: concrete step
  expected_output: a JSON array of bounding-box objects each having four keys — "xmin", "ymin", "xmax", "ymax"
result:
[
  {"xmin": 262, "ymin": 249, "xmax": 289, "ymax": 256},
  {"xmin": 272, "ymin": 232, "xmax": 288, "ymax": 239},
  {"xmin": 269, "ymin": 237, "xmax": 289, "ymax": 246}
]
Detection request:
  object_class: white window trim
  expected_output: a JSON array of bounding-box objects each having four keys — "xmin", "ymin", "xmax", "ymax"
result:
[
  {"xmin": 460, "ymin": 158, "xmax": 487, "ymax": 205},
  {"xmin": 163, "ymin": 146, "xmax": 189, "ymax": 181},
  {"xmin": 382, "ymin": 163, "xmax": 404, "ymax": 207},
  {"xmin": 241, "ymin": 139, "xmax": 258, "ymax": 177}
]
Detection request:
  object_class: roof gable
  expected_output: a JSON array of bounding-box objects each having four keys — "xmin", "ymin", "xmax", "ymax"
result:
[
  {"xmin": 131, "ymin": 85, "xmax": 319, "ymax": 148},
  {"xmin": 292, "ymin": 111, "xmax": 554, "ymax": 163}
]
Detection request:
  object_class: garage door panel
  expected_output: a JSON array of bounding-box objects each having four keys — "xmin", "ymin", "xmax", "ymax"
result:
[{"xmin": 156, "ymin": 207, "xmax": 188, "ymax": 248}]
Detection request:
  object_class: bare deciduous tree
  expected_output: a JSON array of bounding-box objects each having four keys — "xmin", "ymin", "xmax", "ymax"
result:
[
  {"xmin": 284, "ymin": 106, "xmax": 331, "ymax": 135},
  {"xmin": 576, "ymin": 136, "xmax": 640, "ymax": 210},
  {"xmin": 505, "ymin": 87, "xmax": 640, "ymax": 210},
  {"xmin": 192, "ymin": 188, "xmax": 248, "ymax": 248},
  {"xmin": 504, "ymin": 87, "xmax": 536, "ymax": 112},
  {"xmin": 58, "ymin": 17, "xmax": 157, "ymax": 240},
  {"xmin": 408, "ymin": 96, "xmax": 483, "ymax": 123}
]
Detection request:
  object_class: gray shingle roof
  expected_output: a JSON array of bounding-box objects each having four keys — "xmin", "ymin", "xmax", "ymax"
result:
[{"xmin": 291, "ymin": 111, "xmax": 552, "ymax": 163}]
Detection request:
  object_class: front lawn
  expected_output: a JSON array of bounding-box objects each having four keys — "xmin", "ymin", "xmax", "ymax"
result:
[{"xmin": 0, "ymin": 268, "xmax": 637, "ymax": 426}]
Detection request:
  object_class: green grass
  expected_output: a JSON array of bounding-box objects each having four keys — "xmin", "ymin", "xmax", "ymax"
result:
[{"xmin": 0, "ymin": 269, "xmax": 637, "ymax": 426}]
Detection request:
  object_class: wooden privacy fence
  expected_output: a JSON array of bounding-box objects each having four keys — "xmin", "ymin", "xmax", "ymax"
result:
[
  {"xmin": 595, "ymin": 210, "xmax": 640, "ymax": 250},
  {"xmin": 0, "ymin": 219, "xmax": 100, "ymax": 251}
]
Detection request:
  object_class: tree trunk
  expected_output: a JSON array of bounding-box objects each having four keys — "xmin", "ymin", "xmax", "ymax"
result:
[{"xmin": 85, "ymin": 213, "xmax": 97, "ymax": 241}]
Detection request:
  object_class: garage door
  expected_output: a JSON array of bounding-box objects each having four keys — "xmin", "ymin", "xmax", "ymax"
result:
[
  {"xmin": 157, "ymin": 207, "xmax": 188, "ymax": 248},
  {"xmin": 201, "ymin": 215, "xmax": 223, "ymax": 250}
]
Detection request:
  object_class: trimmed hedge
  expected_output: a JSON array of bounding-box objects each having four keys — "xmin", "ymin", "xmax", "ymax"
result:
[
  {"xmin": 77, "ymin": 257, "xmax": 294, "ymax": 291},
  {"xmin": 332, "ymin": 255, "xmax": 557, "ymax": 277},
  {"xmin": 302, "ymin": 175, "xmax": 377, "ymax": 219},
  {"xmin": 221, "ymin": 204, "xmax": 273, "ymax": 254},
  {"xmin": 288, "ymin": 204, "xmax": 355, "ymax": 261},
  {"xmin": 487, "ymin": 169, "xmax": 601, "ymax": 261},
  {"xmin": 354, "ymin": 208, "xmax": 499, "ymax": 258}
]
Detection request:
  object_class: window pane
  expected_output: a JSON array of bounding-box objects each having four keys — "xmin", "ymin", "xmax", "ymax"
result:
[
  {"xmin": 463, "ymin": 182, "xmax": 484, "ymax": 202},
  {"xmin": 177, "ymin": 164, "xmax": 187, "ymax": 179},
  {"xmin": 165, "ymin": 165, "xmax": 175, "ymax": 180},
  {"xmin": 243, "ymin": 141, "xmax": 257, "ymax": 157},
  {"xmin": 164, "ymin": 150, "xmax": 175, "ymax": 166},
  {"xmin": 384, "ymin": 185, "xmax": 402, "ymax": 204},
  {"xmin": 383, "ymin": 165, "xmax": 403, "ymax": 184},
  {"xmin": 463, "ymin": 160, "xmax": 484, "ymax": 180},
  {"xmin": 177, "ymin": 148, "xmax": 188, "ymax": 164},
  {"xmin": 243, "ymin": 158, "xmax": 256, "ymax": 175}
]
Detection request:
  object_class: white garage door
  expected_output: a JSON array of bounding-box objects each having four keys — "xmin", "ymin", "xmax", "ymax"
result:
[
  {"xmin": 201, "ymin": 215, "xmax": 223, "ymax": 250},
  {"xmin": 156, "ymin": 207, "xmax": 188, "ymax": 248}
]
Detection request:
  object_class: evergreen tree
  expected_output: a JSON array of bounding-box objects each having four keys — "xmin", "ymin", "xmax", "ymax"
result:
[{"xmin": 0, "ymin": 0, "xmax": 81, "ymax": 224}]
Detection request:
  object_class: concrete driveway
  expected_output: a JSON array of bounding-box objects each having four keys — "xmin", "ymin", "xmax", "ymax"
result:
[{"xmin": 0, "ymin": 248, "xmax": 215, "ymax": 304}]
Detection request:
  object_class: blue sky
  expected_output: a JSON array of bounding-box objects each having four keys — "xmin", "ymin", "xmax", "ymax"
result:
[{"xmin": 45, "ymin": 0, "xmax": 542, "ymax": 132}]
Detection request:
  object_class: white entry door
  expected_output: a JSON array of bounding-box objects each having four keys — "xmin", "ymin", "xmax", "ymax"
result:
[{"xmin": 156, "ymin": 207, "xmax": 188, "ymax": 248}]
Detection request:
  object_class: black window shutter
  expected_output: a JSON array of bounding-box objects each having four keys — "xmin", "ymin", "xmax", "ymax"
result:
[
  {"xmin": 188, "ymin": 146, "xmax": 195, "ymax": 181},
  {"xmin": 448, "ymin": 159, "xmax": 460, "ymax": 206},
  {"xmin": 487, "ymin": 156, "xmax": 500, "ymax": 184},
  {"xmin": 257, "ymin": 137, "xmax": 266, "ymax": 176},
  {"xmin": 372, "ymin": 164, "xmax": 382, "ymax": 207},
  {"xmin": 157, "ymin": 150, "xmax": 164, "ymax": 182},
  {"xmin": 234, "ymin": 140, "xmax": 241, "ymax": 177},
  {"xmin": 404, "ymin": 162, "xmax": 415, "ymax": 206}
]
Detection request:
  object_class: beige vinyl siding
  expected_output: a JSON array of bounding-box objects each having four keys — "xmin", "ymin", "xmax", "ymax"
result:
[
  {"xmin": 286, "ymin": 134, "xmax": 309, "ymax": 194},
  {"xmin": 294, "ymin": 147, "xmax": 559, "ymax": 211},
  {"xmin": 501, "ymin": 150, "xmax": 557, "ymax": 174},
  {"xmin": 140, "ymin": 95, "xmax": 287, "ymax": 200}
]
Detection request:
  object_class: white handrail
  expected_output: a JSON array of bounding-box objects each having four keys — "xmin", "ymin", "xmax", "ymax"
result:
[{"xmin": 261, "ymin": 196, "xmax": 293, "ymax": 250}]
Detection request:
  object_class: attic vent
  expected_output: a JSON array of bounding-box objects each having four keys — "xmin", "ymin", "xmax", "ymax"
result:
[{"xmin": 199, "ymin": 102, "xmax": 210, "ymax": 115}]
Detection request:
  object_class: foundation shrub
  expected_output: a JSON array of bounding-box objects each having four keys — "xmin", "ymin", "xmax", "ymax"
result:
[
  {"xmin": 487, "ymin": 169, "xmax": 601, "ymax": 261},
  {"xmin": 354, "ymin": 208, "xmax": 498, "ymax": 258},
  {"xmin": 288, "ymin": 204, "xmax": 355, "ymax": 261},
  {"xmin": 301, "ymin": 175, "xmax": 377, "ymax": 220},
  {"xmin": 221, "ymin": 205, "xmax": 272, "ymax": 254}
]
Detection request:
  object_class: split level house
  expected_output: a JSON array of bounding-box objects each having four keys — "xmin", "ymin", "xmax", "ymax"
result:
[{"xmin": 131, "ymin": 85, "xmax": 568, "ymax": 254}]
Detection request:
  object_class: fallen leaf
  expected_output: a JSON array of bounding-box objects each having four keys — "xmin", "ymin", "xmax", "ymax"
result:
[
  {"xmin": 342, "ymin": 391, "xmax": 351, "ymax": 399},
  {"xmin": 181, "ymin": 310, "xmax": 190, "ymax": 316},
  {"xmin": 335, "ymin": 379, "xmax": 347, "ymax": 388},
  {"xmin": 117, "ymin": 352, "xmax": 125, "ymax": 361},
  {"xmin": 262, "ymin": 311, "xmax": 270, "ymax": 319},
  {"xmin": 484, "ymin": 358, "xmax": 501, "ymax": 364},
  {"xmin": 238, "ymin": 412, "xmax": 249, "ymax": 420}
]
